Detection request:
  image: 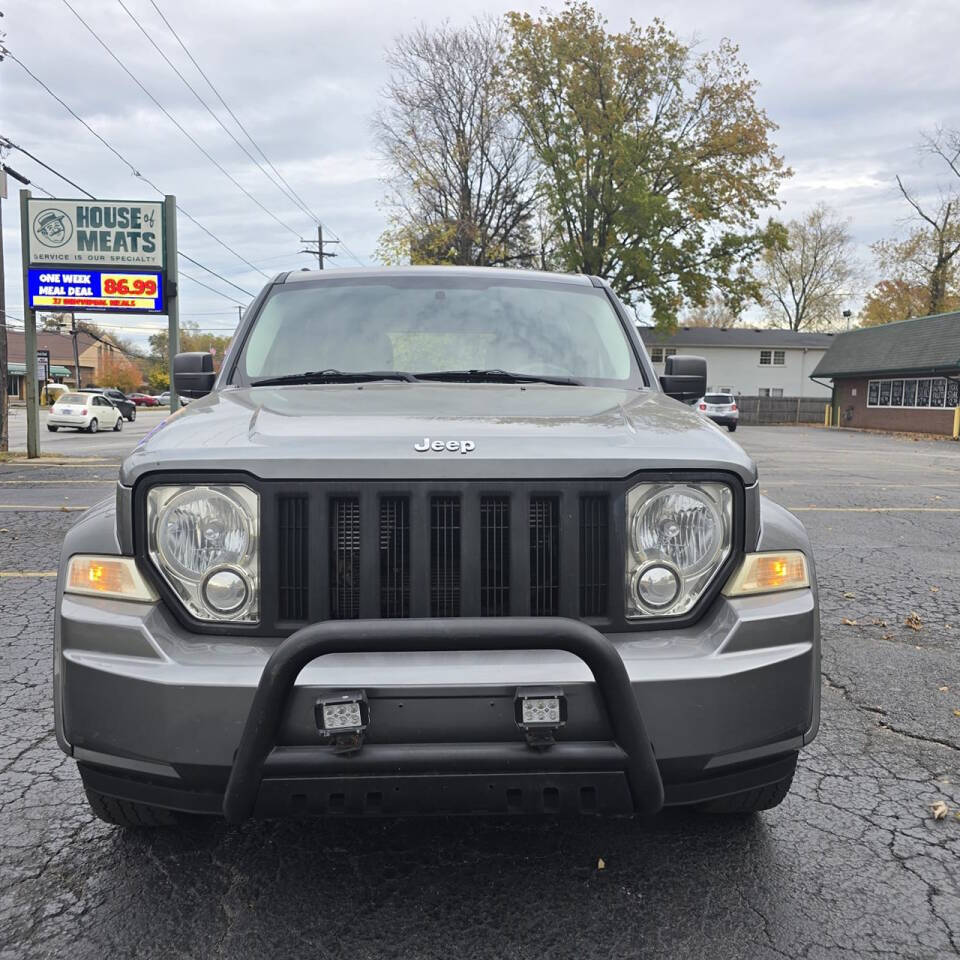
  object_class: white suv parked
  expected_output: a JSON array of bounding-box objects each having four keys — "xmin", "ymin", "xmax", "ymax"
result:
[{"xmin": 697, "ymin": 392, "xmax": 739, "ymax": 432}]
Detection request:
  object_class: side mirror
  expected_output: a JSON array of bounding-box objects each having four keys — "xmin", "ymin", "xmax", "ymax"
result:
[
  {"xmin": 174, "ymin": 352, "xmax": 216, "ymax": 399},
  {"xmin": 659, "ymin": 354, "xmax": 707, "ymax": 403}
]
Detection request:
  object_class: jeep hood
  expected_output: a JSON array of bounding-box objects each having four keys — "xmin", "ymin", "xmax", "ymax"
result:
[{"xmin": 120, "ymin": 383, "xmax": 757, "ymax": 484}]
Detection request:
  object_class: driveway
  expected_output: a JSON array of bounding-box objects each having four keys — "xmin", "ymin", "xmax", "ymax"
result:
[{"xmin": 0, "ymin": 425, "xmax": 958, "ymax": 959}]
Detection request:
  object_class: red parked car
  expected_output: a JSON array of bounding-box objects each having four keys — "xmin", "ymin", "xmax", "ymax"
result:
[{"xmin": 128, "ymin": 393, "xmax": 161, "ymax": 407}]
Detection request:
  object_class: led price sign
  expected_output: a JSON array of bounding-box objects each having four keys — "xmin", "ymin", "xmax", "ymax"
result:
[{"xmin": 28, "ymin": 268, "xmax": 163, "ymax": 313}]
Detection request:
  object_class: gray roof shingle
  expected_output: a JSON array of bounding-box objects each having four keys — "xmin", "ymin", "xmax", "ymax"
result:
[
  {"xmin": 637, "ymin": 326, "xmax": 835, "ymax": 349},
  {"xmin": 810, "ymin": 311, "xmax": 960, "ymax": 378}
]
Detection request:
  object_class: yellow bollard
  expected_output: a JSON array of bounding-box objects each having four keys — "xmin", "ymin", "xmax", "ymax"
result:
[
  {"xmin": 953, "ymin": 405, "xmax": 959, "ymax": 440},
  {"xmin": 824, "ymin": 404, "xmax": 832, "ymax": 427}
]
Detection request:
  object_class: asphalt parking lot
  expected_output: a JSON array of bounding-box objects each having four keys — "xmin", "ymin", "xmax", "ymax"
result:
[
  {"xmin": 1, "ymin": 425, "xmax": 958, "ymax": 959},
  {"xmin": 5, "ymin": 405, "xmax": 168, "ymax": 458}
]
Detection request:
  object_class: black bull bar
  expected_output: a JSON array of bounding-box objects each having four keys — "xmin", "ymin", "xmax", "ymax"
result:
[{"xmin": 223, "ymin": 617, "xmax": 665, "ymax": 823}]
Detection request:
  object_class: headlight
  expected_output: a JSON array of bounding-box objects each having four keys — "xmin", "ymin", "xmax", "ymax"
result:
[
  {"xmin": 147, "ymin": 485, "xmax": 259, "ymax": 622},
  {"xmin": 626, "ymin": 482, "xmax": 732, "ymax": 618}
]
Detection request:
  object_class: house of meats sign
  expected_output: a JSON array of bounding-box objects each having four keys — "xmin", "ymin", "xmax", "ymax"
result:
[
  {"xmin": 28, "ymin": 199, "xmax": 164, "ymax": 268},
  {"xmin": 25, "ymin": 198, "xmax": 167, "ymax": 315}
]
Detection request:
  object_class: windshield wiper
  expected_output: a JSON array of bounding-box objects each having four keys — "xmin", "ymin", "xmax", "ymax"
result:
[
  {"xmin": 414, "ymin": 369, "xmax": 582, "ymax": 386},
  {"xmin": 250, "ymin": 369, "xmax": 419, "ymax": 387}
]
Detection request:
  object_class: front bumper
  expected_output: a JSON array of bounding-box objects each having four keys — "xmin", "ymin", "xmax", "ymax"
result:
[{"xmin": 58, "ymin": 587, "xmax": 818, "ymax": 819}]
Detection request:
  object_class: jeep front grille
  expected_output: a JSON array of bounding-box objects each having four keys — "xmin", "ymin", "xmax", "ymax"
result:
[{"xmin": 270, "ymin": 482, "xmax": 615, "ymax": 633}]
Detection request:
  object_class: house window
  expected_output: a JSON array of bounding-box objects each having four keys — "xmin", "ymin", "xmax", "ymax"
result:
[
  {"xmin": 866, "ymin": 377, "xmax": 956, "ymax": 409},
  {"xmin": 759, "ymin": 350, "xmax": 771, "ymax": 365},
  {"xmin": 649, "ymin": 347, "xmax": 675, "ymax": 364},
  {"xmin": 771, "ymin": 387, "xmax": 783, "ymax": 397},
  {"xmin": 773, "ymin": 350, "xmax": 785, "ymax": 365}
]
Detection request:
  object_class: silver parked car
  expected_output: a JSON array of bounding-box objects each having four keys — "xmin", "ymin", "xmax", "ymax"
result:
[
  {"xmin": 55, "ymin": 267, "xmax": 819, "ymax": 827},
  {"xmin": 697, "ymin": 392, "xmax": 740, "ymax": 431}
]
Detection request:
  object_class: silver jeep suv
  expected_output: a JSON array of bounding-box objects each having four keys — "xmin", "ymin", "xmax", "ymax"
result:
[{"xmin": 55, "ymin": 267, "xmax": 819, "ymax": 826}]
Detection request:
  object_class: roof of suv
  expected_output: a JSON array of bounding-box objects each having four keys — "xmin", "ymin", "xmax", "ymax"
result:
[{"xmin": 281, "ymin": 265, "xmax": 596, "ymax": 286}]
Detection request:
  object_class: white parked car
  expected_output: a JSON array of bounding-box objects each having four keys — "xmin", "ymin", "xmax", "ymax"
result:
[
  {"xmin": 696, "ymin": 392, "xmax": 739, "ymax": 432},
  {"xmin": 48, "ymin": 392, "xmax": 124, "ymax": 434}
]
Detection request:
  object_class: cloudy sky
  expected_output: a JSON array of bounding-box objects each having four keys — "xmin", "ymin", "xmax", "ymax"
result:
[{"xmin": 2, "ymin": 0, "xmax": 959, "ymax": 348}]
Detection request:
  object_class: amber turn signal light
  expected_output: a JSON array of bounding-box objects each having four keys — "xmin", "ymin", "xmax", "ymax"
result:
[
  {"xmin": 65, "ymin": 556, "xmax": 157, "ymax": 602},
  {"xmin": 722, "ymin": 551, "xmax": 809, "ymax": 597}
]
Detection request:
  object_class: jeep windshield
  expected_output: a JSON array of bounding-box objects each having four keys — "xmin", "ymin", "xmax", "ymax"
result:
[{"xmin": 235, "ymin": 274, "xmax": 645, "ymax": 389}]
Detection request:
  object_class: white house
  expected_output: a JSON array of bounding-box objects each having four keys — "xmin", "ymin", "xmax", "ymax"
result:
[{"xmin": 637, "ymin": 326, "xmax": 835, "ymax": 399}]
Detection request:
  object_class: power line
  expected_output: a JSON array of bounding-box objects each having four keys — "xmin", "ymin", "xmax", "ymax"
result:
[
  {"xmin": 61, "ymin": 0, "xmax": 304, "ymax": 242},
  {"xmin": 118, "ymin": 0, "xmax": 317, "ymax": 228},
  {"xmin": 144, "ymin": 0, "xmax": 367, "ymax": 268},
  {"xmin": 5, "ymin": 50, "xmax": 268, "ymax": 280},
  {"xmin": 0, "ymin": 56, "xmax": 261, "ymax": 297},
  {"xmin": 0, "ymin": 135, "xmax": 257, "ymax": 300}
]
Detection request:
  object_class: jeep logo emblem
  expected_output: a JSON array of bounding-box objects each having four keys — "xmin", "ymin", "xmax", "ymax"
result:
[{"xmin": 414, "ymin": 438, "xmax": 476, "ymax": 454}]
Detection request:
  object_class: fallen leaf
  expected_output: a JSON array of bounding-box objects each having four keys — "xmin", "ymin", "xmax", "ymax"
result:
[
  {"xmin": 841, "ymin": 617, "xmax": 858, "ymax": 626},
  {"xmin": 872, "ymin": 619, "xmax": 887, "ymax": 627},
  {"xmin": 881, "ymin": 634, "xmax": 894, "ymax": 641},
  {"xmin": 905, "ymin": 612, "xmax": 923, "ymax": 631},
  {"xmin": 597, "ymin": 858, "xmax": 606, "ymax": 870},
  {"xmin": 939, "ymin": 686, "xmax": 950, "ymax": 692},
  {"xmin": 931, "ymin": 801, "xmax": 949, "ymax": 820},
  {"xmin": 843, "ymin": 592, "xmax": 856, "ymax": 599},
  {"xmin": 930, "ymin": 586, "xmax": 940, "ymax": 593},
  {"xmin": 953, "ymin": 709, "xmax": 960, "ymax": 718}
]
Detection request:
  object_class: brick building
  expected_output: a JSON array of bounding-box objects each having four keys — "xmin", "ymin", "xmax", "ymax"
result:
[
  {"xmin": 5, "ymin": 329, "xmax": 142, "ymax": 400},
  {"xmin": 811, "ymin": 311, "xmax": 960, "ymax": 435}
]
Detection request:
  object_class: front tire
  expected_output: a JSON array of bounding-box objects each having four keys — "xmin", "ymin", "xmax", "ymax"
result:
[
  {"xmin": 128, "ymin": 408, "xmax": 136, "ymax": 422},
  {"xmin": 114, "ymin": 416, "xmax": 123, "ymax": 432},
  {"xmin": 84, "ymin": 787, "xmax": 182, "ymax": 828},
  {"xmin": 47, "ymin": 425, "xmax": 58, "ymax": 432},
  {"xmin": 87, "ymin": 418, "xmax": 98, "ymax": 434},
  {"xmin": 727, "ymin": 423, "xmax": 737, "ymax": 432}
]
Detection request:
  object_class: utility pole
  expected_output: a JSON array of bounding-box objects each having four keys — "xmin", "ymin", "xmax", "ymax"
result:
[
  {"xmin": 70, "ymin": 315, "xmax": 81, "ymax": 389},
  {"xmin": 300, "ymin": 224, "xmax": 338, "ymax": 269},
  {"xmin": 0, "ymin": 170, "xmax": 8, "ymax": 452}
]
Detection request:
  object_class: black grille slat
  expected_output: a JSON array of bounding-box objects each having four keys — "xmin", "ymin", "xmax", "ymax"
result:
[
  {"xmin": 431, "ymin": 496, "xmax": 461, "ymax": 616},
  {"xmin": 579, "ymin": 496, "xmax": 609, "ymax": 617},
  {"xmin": 380, "ymin": 497, "xmax": 410, "ymax": 618},
  {"xmin": 480, "ymin": 496, "xmax": 510, "ymax": 616},
  {"xmin": 277, "ymin": 495, "xmax": 308, "ymax": 621},
  {"xmin": 529, "ymin": 496, "xmax": 560, "ymax": 616},
  {"xmin": 330, "ymin": 497, "xmax": 360, "ymax": 619}
]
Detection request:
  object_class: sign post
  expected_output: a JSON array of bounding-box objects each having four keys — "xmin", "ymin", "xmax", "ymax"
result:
[
  {"xmin": 20, "ymin": 194, "xmax": 171, "ymax": 455},
  {"xmin": 20, "ymin": 190, "xmax": 39, "ymax": 458},
  {"xmin": 164, "ymin": 195, "xmax": 179, "ymax": 412}
]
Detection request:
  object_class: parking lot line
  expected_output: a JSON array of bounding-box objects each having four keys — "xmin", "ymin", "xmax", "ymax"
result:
[
  {"xmin": 0, "ymin": 571, "xmax": 58, "ymax": 578},
  {"xmin": 788, "ymin": 506, "xmax": 960, "ymax": 512},
  {"xmin": 0, "ymin": 505, "xmax": 88, "ymax": 512}
]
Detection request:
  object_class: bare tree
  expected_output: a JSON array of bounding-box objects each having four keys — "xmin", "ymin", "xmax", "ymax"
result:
[
  {"xmin": 885, "ymin": 129, "xmax": 960, "ymax": 316},
  {"xmin": 373, "ymin": 18, "xmax": 538, "ymax": 266},
  {"xmin": 681, "ymin": 293, "xmax": 742, "ymax": 328},
  {"xmin": 759, "ymin": 205, "xmax": 856, "ymax": 330}
]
